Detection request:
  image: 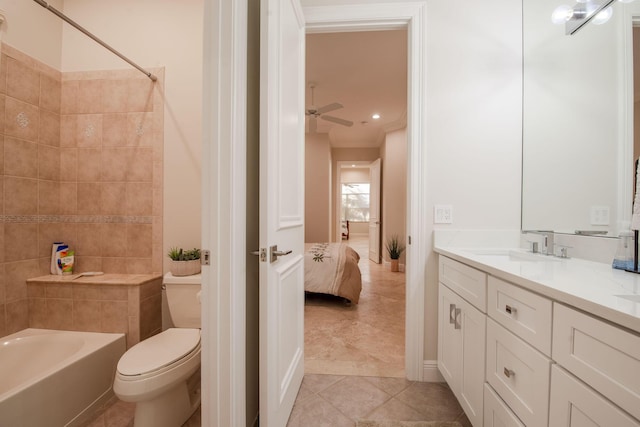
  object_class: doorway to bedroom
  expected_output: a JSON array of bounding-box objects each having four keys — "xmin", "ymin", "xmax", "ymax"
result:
[{"xmin": 303, "ymin": 28, "xmax": 408, "ymax": 378}]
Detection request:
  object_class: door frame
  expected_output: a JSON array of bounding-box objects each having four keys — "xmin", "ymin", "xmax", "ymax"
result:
[
  {"xmin": 305, "ymin": 2, "xmax": 427, "ymax": 382},
  {"xmin": 202, "ymin": 1, "xmax": 428, "ymax": 424}
]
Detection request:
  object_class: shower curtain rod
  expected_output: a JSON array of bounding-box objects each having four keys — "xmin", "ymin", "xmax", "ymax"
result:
[{"xmin": 32, "ymin": 0, "xmax": 157, "ymax": 82}]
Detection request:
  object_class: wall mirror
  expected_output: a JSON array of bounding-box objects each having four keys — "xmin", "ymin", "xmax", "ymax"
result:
[{"xmin": 522, "ymin": 0, "xmax": 639, "ymax": 237}]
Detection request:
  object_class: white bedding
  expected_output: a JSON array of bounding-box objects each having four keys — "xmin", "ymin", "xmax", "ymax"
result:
[{"xmin": 304, "ymin": 243, "xmax": 362, "ymax": 303}]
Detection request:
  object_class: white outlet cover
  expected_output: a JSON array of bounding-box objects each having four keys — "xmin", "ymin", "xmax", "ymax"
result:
[
  {"xmin": 434, "ymin": 205, "xmax": 453, "ymax": 224},
  {"xmin": 590, "ymin": 206, "xmax": 610, "ymax": 226}
]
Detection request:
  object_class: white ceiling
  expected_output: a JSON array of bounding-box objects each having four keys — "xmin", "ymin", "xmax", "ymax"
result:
[{"xmin": 305, "ymin": 29, "xmax": 408, "ymax": 148}]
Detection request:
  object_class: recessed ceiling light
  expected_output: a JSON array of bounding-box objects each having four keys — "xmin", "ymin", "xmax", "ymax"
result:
[
  {"xmin": 372, "ymin": 113, "xmax": 381, "ymax": 120},
  {"xmin": 351, "ymin": 164, "xmax": 356, "ymax": 167}
]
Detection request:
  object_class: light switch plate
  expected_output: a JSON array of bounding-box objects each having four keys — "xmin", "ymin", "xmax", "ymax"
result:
[
  {"xmin": 590, "ymin": 206, "xmax": 610, "ymax": 226},
  {"xmin": 434, "ymin": 205, "xmax": 453, "ymax": 224}
]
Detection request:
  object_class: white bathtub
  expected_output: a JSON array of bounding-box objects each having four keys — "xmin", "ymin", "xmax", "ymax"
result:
[{"xmin": 0, "ymin": 328, "xmax": 126, "ymax": 427}]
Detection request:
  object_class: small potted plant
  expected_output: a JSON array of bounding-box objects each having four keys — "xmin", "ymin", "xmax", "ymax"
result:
[
  {"xmin": 168, "ymin": 247, "xmax": 201, "ymax": 276},
  {"xmin": 385, "ymin": 235, "xmax": 406, "ymax": 272}
]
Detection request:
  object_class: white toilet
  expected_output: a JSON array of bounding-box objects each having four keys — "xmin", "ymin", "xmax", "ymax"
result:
[{"xmin": 113, "ymin": 273, "xmax": 201, "ymax": 427}]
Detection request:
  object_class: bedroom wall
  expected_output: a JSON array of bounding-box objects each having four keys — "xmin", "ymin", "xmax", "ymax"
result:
[
  {"xmin": 381, "ymin": 128, "xmax": 407, "ymax": 263},
  {"xmin": 303, "ymin": 0, "xmax": 522, "ymax": 368},
  {"xmin": 305, "ymin": 133, "xmax": 332, "ymax": 243},
  {"xmin": 61, "ymin": 0, "xmax": 204, "ymax": 271}
]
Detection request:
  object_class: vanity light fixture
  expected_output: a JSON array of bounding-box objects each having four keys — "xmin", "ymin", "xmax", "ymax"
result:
[
  {"xmin": 372, "ymin": 113, "xmax": 381, "ymax": 119},
  {"xmin": 552, "ymin": 0, "xmax": 634, "ymax": 34}
]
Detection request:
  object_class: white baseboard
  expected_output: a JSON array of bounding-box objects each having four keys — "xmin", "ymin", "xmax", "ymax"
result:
[{"xmin": 423, "ymin": 360, "xmax": 445, "ymax": 382}]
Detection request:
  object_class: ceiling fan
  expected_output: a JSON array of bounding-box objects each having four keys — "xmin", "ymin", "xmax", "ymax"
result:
[{"xmin": 305, "ymin": 83, "xmax": 354, "ymax": 133}]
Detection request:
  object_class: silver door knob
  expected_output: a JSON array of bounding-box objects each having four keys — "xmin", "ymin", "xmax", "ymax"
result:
[{"xmin": 270, "ymin": 245, "xmax": 292, "ymax": 263}]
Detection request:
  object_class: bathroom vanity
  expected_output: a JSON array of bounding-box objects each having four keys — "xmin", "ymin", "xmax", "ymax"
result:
[{"xmin": 435, "ymin": 247, "xmax": 640, "ymax": 427}]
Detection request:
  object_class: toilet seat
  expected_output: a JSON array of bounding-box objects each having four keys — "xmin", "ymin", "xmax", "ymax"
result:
[{"xmin": 117, "ymin": 328, "xmax": 201, "ymax": 378}]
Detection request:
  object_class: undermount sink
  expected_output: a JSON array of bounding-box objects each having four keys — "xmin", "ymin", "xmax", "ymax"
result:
[
  {"xmin": 615, "ymin": 294, "xmax": 640, "ymax": 303},
  {"xmin": 464, "ymin": 248, "xmax": 560, "ymax": 262}
]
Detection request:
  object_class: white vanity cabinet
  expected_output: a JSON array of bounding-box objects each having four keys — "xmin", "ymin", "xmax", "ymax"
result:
[{"xmin": 438, "ymin": 258, "xmax": 487, "ymax": 427}]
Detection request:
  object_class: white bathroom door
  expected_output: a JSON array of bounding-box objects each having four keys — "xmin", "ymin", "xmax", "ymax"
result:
[
  {"xmin": 369, "ymin": 158, "xmax": 382, "ymax": 263},
  {"xmin": 258, "ymin": 0, "xmax": 306, "ymax": 426}
]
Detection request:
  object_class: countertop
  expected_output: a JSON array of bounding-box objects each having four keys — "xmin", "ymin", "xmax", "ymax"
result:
[{"xmin": 434, "ymin": 246, "xmax": 640, "ymax": 334}]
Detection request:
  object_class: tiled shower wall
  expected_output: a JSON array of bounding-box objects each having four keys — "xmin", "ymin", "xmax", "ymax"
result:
[{"xmin": 0, "ymin": 44, "xmax": 163, "ymax": 338}]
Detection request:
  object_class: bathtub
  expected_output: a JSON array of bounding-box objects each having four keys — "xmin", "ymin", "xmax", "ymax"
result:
[{"xmin": 0, "ymin": 328, "xmax": 126, "ymax": 427}]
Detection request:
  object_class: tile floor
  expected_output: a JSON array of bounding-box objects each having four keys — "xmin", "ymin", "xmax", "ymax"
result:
[{"xmin": 92, "ymin": 235, "xmax": 470, "ymax": 427}]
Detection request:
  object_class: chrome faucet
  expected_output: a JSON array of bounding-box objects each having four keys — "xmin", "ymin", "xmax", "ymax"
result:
[{"xmin": 523, "ymin": 230, "xmax": 555, "ymax": 256}]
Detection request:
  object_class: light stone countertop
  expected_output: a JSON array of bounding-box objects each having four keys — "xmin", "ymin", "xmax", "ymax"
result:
[
  {"xmin": 27, "ymin": 273, "xmax": 162, "ymax": 286},
  {"xmin": 434, "ymin": 246, "xmax": 640, "ymax": 334}
]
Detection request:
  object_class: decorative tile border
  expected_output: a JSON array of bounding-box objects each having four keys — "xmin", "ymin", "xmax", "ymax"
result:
[{"xmin": 1, "ymin": 215, "xmax": 153, "ymax": 224}]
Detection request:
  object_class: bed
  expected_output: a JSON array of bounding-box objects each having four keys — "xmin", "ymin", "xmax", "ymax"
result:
[{"xmin": 304, "ymin": 242, "xmax": 362, "ymax": 304}]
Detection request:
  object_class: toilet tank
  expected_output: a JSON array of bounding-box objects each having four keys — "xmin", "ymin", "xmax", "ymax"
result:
[{"xmin": 163, "ymin": 272, "xmax": 201, "ymax": 328}]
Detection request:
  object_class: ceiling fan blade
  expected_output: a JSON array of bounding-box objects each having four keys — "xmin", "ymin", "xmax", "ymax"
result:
[
  {"xmin": 317, "ymin": 102, "xmax": 343, "ymax": 115},
  {"xmin": 309, "ymin": 117, "xmax": 317, "ymax": 133},
  {"xmin": 321, "ymin": 115, "xmax": 353, "ymax": 127}
]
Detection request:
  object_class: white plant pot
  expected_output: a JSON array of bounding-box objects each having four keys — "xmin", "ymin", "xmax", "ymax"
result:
[{"xmin": 169, "ymin": 259, "xmax": 201, "ymax": 276}]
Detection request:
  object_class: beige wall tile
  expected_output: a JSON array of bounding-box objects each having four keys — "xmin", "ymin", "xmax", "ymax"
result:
[
  {"xmin": 4, "ymin": 260, "xmax": 38, "ymax": 301},
  {"xmin": 6, "ymin": 299, "xmax": 28, "ymax": 334},
  {"xmin": 7, "ymin": 58, "xmax": 40, "ymax": 106},
  {"xmin": 127, "ymin": 112, "xmax": 154, "ymax": 147},
  {"xmin": 0, "ymin": 224, "xmax": 5, "ymax": 264},
  {"xmin": 127, "ymin": 315, "xmax": 140, "ymax": 348},
  {"xmin": 4, "ymin": 177, "xmax": 38, "ymax": 214},
  {"xmin": 60, "ymin": 148, "xmax": 78, "ymax": 180},
  {"xmin": 140, "ymin": 278, "xmax": 161, "ymax": 301},
  {"xmin": 128, "ymin": 148, "xmax": 153, "ymax": 182},
  {"xmin": 127, "ymin": 287, "xmax": 139, "ymax": 316},
  {"xmin": 61, "ymin": 80, "xmax": 79, "ymax": 115},
  {"xmin": 4, "ymin": 137, "xmax": 37, "ymax": 178},
  {"xmin": 101, "ymin": 182, "xmax": 127, "ymax": 215},
  {"xmin": 28, "ymin": 298, "xmax": 47, "ymax": 328},
  {"xmin": 127, "ymin": 224, "xmax": 152, "ymax": 258},
  {"xmin": 0, "ymin": 95, "xmax": 5, "ymax": 135},
  {"xmin": 46, "ymin": 283, "xmax": 73, "ymax": 299},
  {"xmin": 101, "ymin": 148, "xmax": 130, "ymax": 182},
  {"xmin": 102, "ymin": 224, "xmax": 127, "ymax": 256},
  {"xmin": 101, "ymin": 285, "xmax": 128, "ymax": 301},
  {"xmin": 5, "ymin": 97, "xmax": 39, "ymax": 142},
  {"xmin": 101, "ymin": 257, "xmax": 124, "ymax": 273},
  {"xmin": 102, "ymin": 80, "xmax": 128, "ymax": 113},
  {"xmin": 77, "ymin": 80, "xmax": 103, "ymax": 114},
  {"xmin": 5, "ymin": 223, "xmax": 37, "ymax": 262},
  {"xmin": 126, "ymin": 258, "xmax": 152, "ymax": 274},
  {"xmin": 59, "ymin": 182, "xmax": 77, "ymax": 215},
  {"xmin": 76, "ymin": 223, "xmax": 103, "ymax": 256},
  {"xmin": 40, "ymin": 73, "xmax": 61, "ymax": 114},
  {"xmin": 27, "ymin": 282, "xmax": 45, "ymax": 298},
  {"xmin": 73, "ymin": 299, "xmax": 101, "ymax": 332},
  {"xmin": 38, "ymin": 180, "xmax": 60, "ymax": 215},
  {"xmin": 46, "ymin": 298, "xmax": 73, "ymax": 330},
  {"xmin": 101, "ymin": 300, "xmax": 128, "ymax": 333},
  {"xmin": 76, "ymin": 114, "xmax": 103, "ymax": 148},
  {"xmin": 127, "ymin": 79, "xmax": 154, "ymax": 113},
  {"xmin": 73, "ymin": 283, "xmax": 101, "ymax": 300},
  {"xmin": 60, "ymin": 115, "xmax": 78, "ymax": 147},
  {"xmin": 0, "ymin": 54, "xmax": 8, "ymax": 95},
  {"xmin": 77, "ymin": 183, "xmax": 102, "ymax": 215},
  {"xmin": 74, "ymin": 256, "xmax": 102, "ymax": 273},
  {"xmin": 103, "ymin": 113, "xmax": 127, "ymax": 147},
  {"xmin": 39, "ymin": 109, "xmax": 61, "ymax": 147},
  {"xmin": 0, "ymin": 305, "xmax": 5, "ymax": 338},
  {"xmin": 140, "ymin": 293, "xmax": 161, "ymax": 340},
  {"xmin": 125, "ymin": 182, "xmax": 152, "ymax": 216},
  {"xmin": 38, "ymin": 144, "xmax": 60, "ymax": 180},
  {"xmin": 77, "ymin": 148, "xmax": 102, "ymax": 182}
]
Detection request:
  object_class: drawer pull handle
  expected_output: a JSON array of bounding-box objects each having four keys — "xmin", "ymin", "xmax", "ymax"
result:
[
  {"xmin": 505, "ymin": 304, "xmax": 517, "ymax": 315},
  {"xmin": 454, "ymin": 308, "xmax": 462, "ymax": 330},
  {"xmin": 503, "ymin": 367, "xmax": 515, "ymax": 378},
  {"xmin": 449, "ymin": 304, "xmax": 456, "ymax": 324}
]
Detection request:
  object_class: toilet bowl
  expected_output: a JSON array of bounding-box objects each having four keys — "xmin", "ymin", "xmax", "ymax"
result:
[{"xmin": 113, "ymin": 273, "xmax": 201, "ymax": 427}]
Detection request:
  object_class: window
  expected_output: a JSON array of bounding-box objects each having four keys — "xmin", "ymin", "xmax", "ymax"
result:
[{"xmin": 341, "ymin": 183, "xmax": 370, "ymax": 222}]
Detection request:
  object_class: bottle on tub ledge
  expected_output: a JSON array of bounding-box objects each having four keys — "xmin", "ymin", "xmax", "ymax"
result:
[{"xmin": 50, "ymin": 242, "xmax": 75, "ymax": 275}]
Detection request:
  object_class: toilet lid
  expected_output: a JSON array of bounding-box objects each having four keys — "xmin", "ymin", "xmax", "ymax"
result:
[{"xmin": 118, "ymin": 328, "xmax": 201, "ymax": 376}]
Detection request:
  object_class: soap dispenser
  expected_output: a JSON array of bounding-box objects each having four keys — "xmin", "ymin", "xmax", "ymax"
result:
[{"xmin": 612, "ymin": 230, "xmax": 634, "ymax": 271}]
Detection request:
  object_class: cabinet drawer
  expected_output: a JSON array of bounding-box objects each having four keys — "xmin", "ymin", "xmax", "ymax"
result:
[
  {"xmin": 549, "ymin": 365, "xmax": 640, "ymax": 427},
  {"xmin": 552, "ymin": 303, "xmax": 640, "ymax": 421},
  {"xmin": 484, "ymin": 383, "xmax": 525, "ymax": 427},
  {"xmin": 486, "ymin": 318, "xmax": 551, "ymax": 427},
  {"xmin": 439, "ymin": 256, "xmax": 487, "ymax": 312},
  {"xmin": 488, "ymin": 276, "xmax": 552, "ymax": 356}
]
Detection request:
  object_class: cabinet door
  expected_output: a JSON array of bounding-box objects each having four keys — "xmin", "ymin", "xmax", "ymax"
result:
[
  {"xmin": 438, "ymin": 283, "xmax": 461, "ymax": 388},
  {"xmin": 438, "ymin": 283, "xmax": 486, "ymax": 427},
  {"xmin": 549, "ymin": 365, "xmax": 640, "ymax": 427},
  {"xmin": 484, "ymin": 383, "xmax": 525, "ymax": 427}
]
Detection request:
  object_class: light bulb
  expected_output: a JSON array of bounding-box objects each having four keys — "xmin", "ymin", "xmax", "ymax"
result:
[
  {"xmin": 552, "ymin": 5, "xmax": 574, "ymax": 24},
  {"xmin": 593, "ymin": 6, "xmax": 613, "ymax": 24}
]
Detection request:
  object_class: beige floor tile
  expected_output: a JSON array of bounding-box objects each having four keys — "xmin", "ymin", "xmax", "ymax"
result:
[
  {"xmin": 395, "ymin": 382, "xmax": 464, "ymax": 421},
  {"xmin": 364, "ymin": 397, "xmax": 434, "ymax": 421},
  {"xmin": 287, "ymin": 393, "xmax": 355, "ymax": 427},
  {"xmin": 318, "ymin": 376, "xmax": 393, "ymax": 420}
]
